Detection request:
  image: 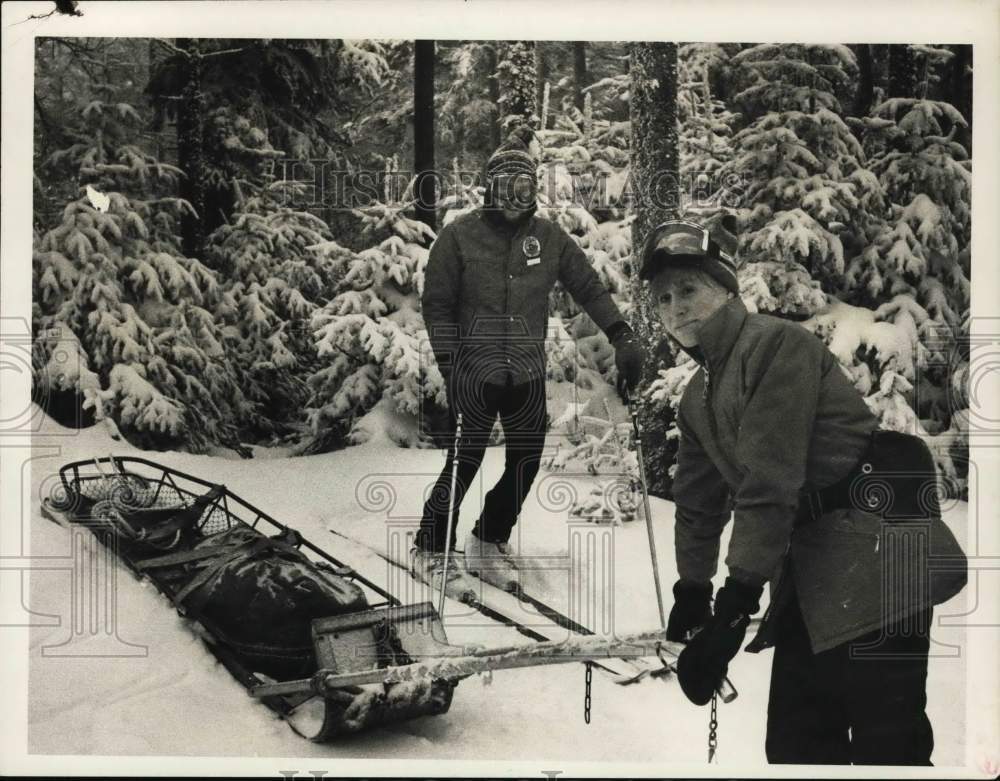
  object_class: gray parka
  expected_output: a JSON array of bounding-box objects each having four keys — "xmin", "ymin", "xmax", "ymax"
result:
[{"xmin": 672, "ymin": 297, "xmax": 967, "ymax": 653}]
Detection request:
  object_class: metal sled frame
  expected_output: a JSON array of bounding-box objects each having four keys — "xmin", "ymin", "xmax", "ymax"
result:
[
  {"xmin": 44, "ymin": 456, "xmax": 731, "ymax": 741},
  {"xmin": 44, "ymin": 455, "xmax": 459, "ymax": 741}
]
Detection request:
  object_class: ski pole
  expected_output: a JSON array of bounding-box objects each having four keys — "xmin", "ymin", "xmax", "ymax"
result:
[
  {"xmin": 438, "ymin": 411, "xmax": 463, "ymax": 619},
  {"xmin": 626, "ymin": 388, "xmax": 738, "ymax": 704},
  {"xmin": 625, "ymin": 389, "xmax": 667, "ymax": 627}
]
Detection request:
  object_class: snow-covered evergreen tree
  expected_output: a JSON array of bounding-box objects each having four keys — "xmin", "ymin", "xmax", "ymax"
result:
[
  {"xmin": 205, "ymin": 175, "xmax": 343, "ymax": 440},
  {"xmin": 717, "ymin": 44, "xmax": 970, "ymax": 493},
  {"xmin": 852, "ymin": 98, "xmax": 970, "ymax": 309},
  {"xmin": 678, "ymin": 44, "xmax": 739, "ymax": 199},
  {"xmin": 841, "ymin": 92, "xmax": 971, "ymax": 490},
  {"xmin": 723, "ymin": 44, "xmax": 885, "ymax": 314},
  {"xmin": 33, "ymin": 96, "xmax": 250, "ymax": 453},
  {"xmin": 305, "ymin": 166, "xmax": 436, "ymax": 450}
]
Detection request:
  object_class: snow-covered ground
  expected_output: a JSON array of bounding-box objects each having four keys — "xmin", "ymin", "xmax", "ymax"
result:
[{"xmin": 24, "ymin": 405, "xmax": 973, "ymax": 771}]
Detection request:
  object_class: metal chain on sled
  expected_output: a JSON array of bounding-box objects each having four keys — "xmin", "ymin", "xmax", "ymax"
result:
[
  {"xmin": 708, "ymin": 690, "xmax": 719, "ymax": 762},
  {"xmin": 583, "ymin": 661, "xmax": 593, "ymax": 724}
]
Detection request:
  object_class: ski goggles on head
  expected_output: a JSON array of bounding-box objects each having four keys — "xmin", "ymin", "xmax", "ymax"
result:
[{"xmin": 638, "ymin": 219, "xmax": 736, "ymax": 281}]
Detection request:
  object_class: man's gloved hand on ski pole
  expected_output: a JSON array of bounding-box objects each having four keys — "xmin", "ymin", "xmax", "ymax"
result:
[
  {"xmin": 676, "ymin": 577, "xmax": 762, "ymax": 706},
  {"xmin": 607, "ymin": 321, "xmax": 643, "ymax": 402},
  {"xmin": 428, "ymin": 368, "xmax": 462, "ymax": 450}
]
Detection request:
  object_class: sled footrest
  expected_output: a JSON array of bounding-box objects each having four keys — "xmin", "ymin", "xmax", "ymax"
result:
[
  {"xmin": 312, "ymin": 600, "xmax": 467, "ymax": 675},
  {"xmin": 258, "ymin": 602, "xmax": 465, "ymax": 740}
]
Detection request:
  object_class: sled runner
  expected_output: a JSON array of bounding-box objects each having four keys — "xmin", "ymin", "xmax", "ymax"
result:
[{"xmin": 41, "ymin": 455, "xmax": 735, "ymax": 741}]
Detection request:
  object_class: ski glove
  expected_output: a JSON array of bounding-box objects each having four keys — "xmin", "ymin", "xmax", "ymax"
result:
[
  {"xmin": 666, "ymin": 579, "xmax": 713, "ymax": 643},
  {"xmin": 676, "ymin": 577, "xmax": 763, "ymax": 706},
  {"xmin": 607, "ymin": 322, "xmax": 643, "ymax": 402},
  {"xmin": 427, "ymin": 370, "xmax": 462, "ymax": 450}
]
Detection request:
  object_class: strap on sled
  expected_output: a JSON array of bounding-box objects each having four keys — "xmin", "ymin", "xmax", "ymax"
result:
[{"xmin": 137, "ymin": 526, "xmax": 303, "ymax": 611}]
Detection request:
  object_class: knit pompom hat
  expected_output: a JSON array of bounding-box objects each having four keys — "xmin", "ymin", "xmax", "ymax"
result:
[{"xmin": 485, "ymin": 125, "xmax": 538, "ymax": 185}]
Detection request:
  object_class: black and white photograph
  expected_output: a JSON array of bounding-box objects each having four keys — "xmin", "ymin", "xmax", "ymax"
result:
[{"xmin": 1, "ymin": 0, "xmax": 998, "ymax": 777}]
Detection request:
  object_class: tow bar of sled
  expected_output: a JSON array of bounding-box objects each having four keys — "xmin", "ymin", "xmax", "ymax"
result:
[{"xmin": 250, "ymin": 616, "xmax": 698, "ymax": 698}]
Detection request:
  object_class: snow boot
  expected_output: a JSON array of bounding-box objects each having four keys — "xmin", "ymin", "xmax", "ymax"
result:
[
  {"xmin": 463, "ymin": 530, "xmax": 520, "ymax": 593},
  {"xmin": 409, "ymin": 546, "xmax": 478, "ymax": 603}
]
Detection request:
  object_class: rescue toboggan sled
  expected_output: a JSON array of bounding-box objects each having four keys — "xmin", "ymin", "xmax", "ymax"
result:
[{"xmin": 41, "ymin": 455, "xmax": 728, "ymax": 741}]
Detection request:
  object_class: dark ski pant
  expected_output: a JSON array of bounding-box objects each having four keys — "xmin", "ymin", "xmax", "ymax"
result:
[
  {"xmin": 765, "ymin": 594, "xmax": 934, "ymax": 765},
  {"xmin": 414, "ymin": 374, "xmax": 547, "ymax": 553}
]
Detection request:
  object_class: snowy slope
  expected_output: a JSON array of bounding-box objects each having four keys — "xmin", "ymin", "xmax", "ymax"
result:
[{"xmin": 26, "ymin": 405, "xmax": 970, "ymax": 768}]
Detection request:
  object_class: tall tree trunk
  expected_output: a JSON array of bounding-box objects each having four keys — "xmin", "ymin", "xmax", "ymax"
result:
[
  {"xmin": 413, "ymin": 39, "xmax": 436, "ymax": 233},
  {"xmin": 176, "ymin": 38, "xmax": 206, "ymax": 260},
  {"xmin": 888, "ymin": 43, "xmax": 918, "ymax": 98},
  {"xmin": 497, "ymin": 41, "xmax": 537, "ymax": 134},
  {"xmin": 949, "ymin": 44, "xmax": 972, "ymax": 155},
  {"xmin": 853, "ymin": 44, "xmax": 874, "ymax": 117},
  {"xmin": 869, "ymin": 44, "xmax": 889, "ymax": 104},
  {"xmin": 484, "ymin": 44, "xmax": 502, "ymax": 151},
  {"xmin": 629, "ymin": 42, "xmax": 679, "ymax": 500},
  {"xmin": 573, "ymin": 41, "xmax": 588, "ymax": 112},
  {"xmin": 534, "ymin": 42, "xmax": 549, "ymax": 129},
  {"xmin": 147, "ymin": 39, "xmax": 163, "ymax": 161}
]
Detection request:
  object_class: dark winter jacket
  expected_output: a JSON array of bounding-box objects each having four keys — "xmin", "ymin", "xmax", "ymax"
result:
[
  {"xmin": 421, "ymin": 208, "xmax": 625, "ymax": 387},
  {"xmin": 671, "ymin": 297, "xmax": 967, "ymax": 653}
]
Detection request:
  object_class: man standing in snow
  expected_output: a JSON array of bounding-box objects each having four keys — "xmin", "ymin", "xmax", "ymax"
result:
[
  {"xmin": 415, "ymin": 127, "xmax": 642, "ymax": 595},
  {"xmin": 642, "ymin": 217, "xmax": 967, "ymax": 765}
]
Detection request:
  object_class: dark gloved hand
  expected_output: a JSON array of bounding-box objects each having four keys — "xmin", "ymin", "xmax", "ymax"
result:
[
  {"xmin": 427, "ymin": 369, "xmax": 459, "ymax": 449},
  {"xmin": 677, "ymin": 577, "xmax": 763, "ymax": 706},
  {"xmin": 608, "ymin": 322, "xmax": 643, "ymax": 402},
  {"xmin": 666, "ymin": 579, "xmax": 713, "ymax": 643}
]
